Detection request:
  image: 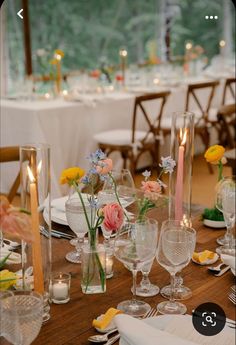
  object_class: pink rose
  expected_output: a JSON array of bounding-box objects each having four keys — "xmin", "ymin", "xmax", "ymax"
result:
[
  {"xmin": 96, "ymin": 158, "xmax": 113, "ymax": 175},
  {"xmin": 0, "ymin": 196, "xmax": 33, "ymax": 243},
  {"xmin": 102, "ymin": 202, "xmax": 124, "ymax": 232}
]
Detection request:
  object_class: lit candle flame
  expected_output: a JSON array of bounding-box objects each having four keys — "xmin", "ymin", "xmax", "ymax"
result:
[
  {"xmin": 119, "ymin": 49, "xmax": 127, "ymax": 57},
  {"xmin": 180, "ymin": 128, "xmax": 187, "ymax": 146},
  {"xmin": 54, "ymin": 54, "xmax": 62, "ymax": 61},
  {"xmin": 27, "ymin": 166, "xmax": 35, "ymax": 183}
]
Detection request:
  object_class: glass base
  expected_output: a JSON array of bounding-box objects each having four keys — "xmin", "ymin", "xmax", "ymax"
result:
[
  {"xmin": 43, "ymin": 292, "xmax": 50, "ymax": 322},
  {"xmin": 117, "ymin": 299, "xmax": 151, "ymax": 317},
  {"xmin": 216, "ymin": 246, "xmax": 236, "ymax": 255},
  {"xmin": 161, "ymin": 285, "xmax": 192, "ymax": 300},
  {"xmin": 134, "ymin": 284, "xmax": 160, "ymax": 297},
  {"xmin": 216, "ymin": 236, "xmax": 236, "ymax": 246},
  {"xmin": 157, "ymin": 301, "xmax": 187, "ymax": 315},
  {"xmin": 69, "ymin": 238, "xmax": 78, "ymax": 246},
  {"xmin": 65, "ymin": 250, "xmax": 81, "ymax": 263}
]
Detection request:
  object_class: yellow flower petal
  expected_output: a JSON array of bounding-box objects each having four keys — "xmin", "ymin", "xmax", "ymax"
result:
[
  {"xmin": 204, "ymin": 145, "xmax": 225, "ymax": 164},
  {"xmin": 55, "ymin": 49, "xmax": 64, "ymax": 58},
  {"xmin": 0, "ymin": 270, "xmax": 17, "ymax": 290},
  {"xmin": 60, "ymin": 167, "xmax": 85, "ymax": 185}
]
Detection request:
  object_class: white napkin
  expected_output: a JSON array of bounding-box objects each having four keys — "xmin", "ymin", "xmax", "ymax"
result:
[
  {"xmin": 221, "ymin": 253, "xmax": 236, "ymax": 271},
  {"xmin": 114, "ymin": 314, "xmax": 198, "ymax": 345}
]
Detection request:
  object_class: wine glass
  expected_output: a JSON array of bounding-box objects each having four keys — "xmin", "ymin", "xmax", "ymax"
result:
[
  {"xmin": 65, "ymin": 196, "xmax": 91, "ymax": 263},
  {"xmin": 135, "ymin": 257, "xmax": 160, "ymax": 297},
  {"xmin": 0, "ymin": 291, "xmax": 18, "ymax": 344},
  {"xmin": 156, "ymin": 220, "xmax": 196, "ymax": 314},
  {"xmin": 215, "ymin": 176, "xmax": 236, "ymax": 255},
  {"xmin": 114, "ymin": 218, "xmax": 158, "ymax": 317},
  {"xmin": 1, "ymin": 291, "xmax": 43, "ymax": 345},
  {"xmin": 98, "ymin": 169, "xmax": 135, "ymax": 210}
]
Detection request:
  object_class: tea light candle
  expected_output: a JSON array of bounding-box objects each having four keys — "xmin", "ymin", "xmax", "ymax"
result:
[
  {"xmin": 106, "ymin": 255, "xmax": 114, "ymax": 278},
  {"xmin": 52, "ymin": 281, "xmax": 68, "ymax": 300}
]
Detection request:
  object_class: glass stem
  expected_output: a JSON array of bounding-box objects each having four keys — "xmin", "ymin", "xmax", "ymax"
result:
[
  {"xmin": 228, "ymin": 217, "xmax": 235, "ymax": 250},
  {"xmin": 132, "ymin": 266, "xmax": 138, "ymax": 302},
  {"xmin": 170, "ymin": 273, "xmax": 176, "ymax": 303},
  {"xmin": 76, "ymin": 235, "xmax": 84, "ymax": 255},
  {"xmin": 140, "ymin": 271, "xmax": 151, "ymax": 289}
]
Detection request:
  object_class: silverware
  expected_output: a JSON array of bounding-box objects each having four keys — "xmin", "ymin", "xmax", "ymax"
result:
[
  {"xmin": 227, "ymin": 320, "xmax": 236, "ymax": 328},
  {"xmin": 104, "ymin": 334, "xmax": 120, "ymax": 345},
  {"xmin": 228, "ymin": 292, "xmax": 236, "ymax": 305},
  {"xmin": 214, "ymin": 265, "xmax": 230, "ymax": 276},
  {"xmin": 141, "ymin": 307, "xmax": 158, "ymax": 319},
  {"xmin": 40, "ymin": 226, "xmax": 74, "ymax": 240},
  {"xmin": 208, "ymin": 263, "xmax": 226, "ymax": 273},
  {"xmin": 88, "ymin": 328, "xmax": 118, "ymax": 343}
]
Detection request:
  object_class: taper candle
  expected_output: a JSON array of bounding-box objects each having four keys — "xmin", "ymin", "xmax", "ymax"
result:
[{"xmin": 175, "ymin": 129, "xmax": 187, "ymax": 220}]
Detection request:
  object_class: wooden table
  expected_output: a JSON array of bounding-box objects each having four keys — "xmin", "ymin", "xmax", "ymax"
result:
[{"xmin": 27, "ymin": 212, "xmax": 235, "ymax": 345}]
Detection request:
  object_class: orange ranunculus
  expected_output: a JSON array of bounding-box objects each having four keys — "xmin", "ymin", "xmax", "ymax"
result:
[
  {"xmin": 204, "ymin": 145, "xmax": 225, "ymax": 164},
  {"xmin": 60, "ymin": 167, "xmax": 85, "ymax": 185}
]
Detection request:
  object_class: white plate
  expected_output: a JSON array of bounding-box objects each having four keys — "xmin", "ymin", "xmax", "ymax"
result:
[
  {"xmin": 94, "ymin": 314, "xmax": 116, "ymax": 333},
  {"xmin": 192, "ymin": 252, "xmax": 219, "ymax": 265},
  {"xmin": 51, "ymin": 193, "xmax": 90, "ymax": 212},
  {"xmin": 119, "ymin": 315, "xmax": 235, "ymax": 345},
  {"xmin": 203, "ymin": 219, "xmax": 226, "ymax": 229}
]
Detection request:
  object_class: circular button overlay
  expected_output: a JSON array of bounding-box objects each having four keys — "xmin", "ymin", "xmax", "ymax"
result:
[{"xmin": 192, "ymin": 302, "xmax": 226, "ymax": 336}]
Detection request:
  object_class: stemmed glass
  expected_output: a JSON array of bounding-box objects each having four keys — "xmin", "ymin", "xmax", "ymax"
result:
[
  {"xmin": 215, "ymin": 176, "xmax": 236, "ymax": 255},
  {"xmin": 0, "ymin": 291, "xmax": 43, "ymax": 345},
  {"xmin": 114, "ymin": 218, "xmax": 158, "ymax": 317},
  {"xmin": 156, "ymin": 220, "xmax": 196, "ymax": 314},
  {"xmin": 65, "ymin": 196, "xmax": 90, "ymax": 263},
  {"xmin": 135, "ymin": 257, "xmax": 160, "ymax": 297}
]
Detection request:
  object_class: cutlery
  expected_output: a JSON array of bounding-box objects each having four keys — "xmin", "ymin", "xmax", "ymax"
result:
[
  {"xmin": 141, "ymin": 307, "xmax": 158, "ymax": 319},
  {"xmin": 104, "ymin": 334, "xmax": 120, "ymax": 345},
  {"xmin": 228, "ymin": 292, "xmax": 236, "ymax": 305},
  {"xmin": 230, "ymin": 285, "xmax": 236, "ymax": 293},
  {"xmin": 88, "ymin": 328, "xmax": 118, "ymax": 343},
  {"xmin": 227, "ymin": 320, "xmax": 236, "ymax": 328},
  {"xmin": 208, "ymin": 262, "xmax": 226, "ymax": 273},
  {"xmin": 214, "ymin": 265, "xmax": 230, "ymax": 276}
]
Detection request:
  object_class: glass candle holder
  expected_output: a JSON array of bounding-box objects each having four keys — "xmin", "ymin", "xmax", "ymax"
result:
[
  {"xmin": 20, "ymin": 144, "xmax": 51, "ymax": 322},
  {"xmin": 169, "ymin": 112, "xmax": 195, "ymax": 226},
  {"xmin": 50, "ymin": 272, "xmax": 71, "ymax": 304},
  {"xmin": 105, "ymin": 249, "xmax": 114, "ymax": 279}
]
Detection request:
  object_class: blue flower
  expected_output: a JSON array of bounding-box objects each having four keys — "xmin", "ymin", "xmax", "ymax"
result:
[
  {"xmin": 142, "ymin": 170, "xmax": 151, "ymax": 181},
  {"xmin": 159, "ymin": 156, "xmax": 176, "ymax": 174}
]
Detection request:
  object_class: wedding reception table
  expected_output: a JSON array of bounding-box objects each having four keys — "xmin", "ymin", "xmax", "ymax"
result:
[
  {"xmin": 23, "ymin": 214, "xmax": 234, "ymax": 345},
  {"xmin": 0, "ymin": 76, "xmax": 231, "ymax": 198}
]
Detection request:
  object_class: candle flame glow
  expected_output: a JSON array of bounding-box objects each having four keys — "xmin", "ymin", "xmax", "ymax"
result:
[
  {"xmin": 27, "ymin": 166, "xmax": 35, "ymax": 183},
  {"xmin": 54, "ymin": 54, "xmax": 62, "ymax": 61},
  {"xmin": 180, "ymin": 128, "xmax": 187, "ymax": 146},
  {"xmin": 119, "ymin": 49, "xmax": 127, "ymax": 57}
]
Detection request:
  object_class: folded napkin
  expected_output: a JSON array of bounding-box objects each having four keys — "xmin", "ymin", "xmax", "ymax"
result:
[
  {"xmin": 114, "ymin": 314, "xmax": 198, "ymax": 345},
  {"xmin": 221, "ymin": 253, "xmax": 235, "ymax": 271},
  {"xmin": 115, "ymin": 314, "xmax": 235, "ymax": 345}
]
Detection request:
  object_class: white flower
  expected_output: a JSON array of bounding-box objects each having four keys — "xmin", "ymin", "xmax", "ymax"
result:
[
  {"xmin": 142, "ymin": 170, "xmax": 151, "ymax": 181},
  {"xmin": 159, "ymin": 156, "xmax": 176, "ymax": 174}
]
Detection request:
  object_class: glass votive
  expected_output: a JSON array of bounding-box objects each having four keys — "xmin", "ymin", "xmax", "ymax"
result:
[
  {"xmin": 105, "ymin": 249, "xmax": 114, "ymax": 279},
  {"xmin": 50, "ymin": 273, "xmax": 71, "ymax": 304}
]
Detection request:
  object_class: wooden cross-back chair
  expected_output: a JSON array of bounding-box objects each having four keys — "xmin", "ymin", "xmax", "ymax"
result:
[
  {"xmin": 94, "ymin": 91, "xmax": 170, "ymax": 174},
  {"xmin": 185, "ymin": 80, "xmax": 220, "ymax": 173},
  {"xmin": 222, "ymin": 78, "xmax": 235, "ymax": 105},
  {"xmin": 217, "ymin": 103, "xmax": 236, "ymax": 149},
  {"xmin": 0, "ymin": 146, "xmax": 20, "ymax": 203}
]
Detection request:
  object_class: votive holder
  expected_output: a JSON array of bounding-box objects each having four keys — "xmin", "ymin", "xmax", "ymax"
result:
[
  {"xmin": 50, "ymin": 272, "xmax": 71, "ymax": 304},
  {"xmin": 105, "ymin": 249, "xmax": 114, "ymax": 279}
]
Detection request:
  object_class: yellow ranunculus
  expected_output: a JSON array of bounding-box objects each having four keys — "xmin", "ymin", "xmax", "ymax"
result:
[
  {"xmin": 60, "ymin": 167, "xmax": 85, "ymax": 185},
  {"xmin": 50, "ymin": 58, "xmax": 57, "ymax": 65},
  {"xmin": 204, "ymin": 145, "xmax": 225, "ymax": 164},
  {"xmin": 55, "ymin": 49, "xmax": 64, "ymax": 58},
  {"xmin": 0, "ymin": 270, "xmax": 17, "ymax": 290}
]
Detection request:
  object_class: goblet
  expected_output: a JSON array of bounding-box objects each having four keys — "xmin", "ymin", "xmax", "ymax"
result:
[
  {"xmin": 0, "ymin": 291, "xmax": 18, "ymax": 344},
  {"xmin": 215, "ymin": 176, "xmax": 236, "ymax": 255},
  {"xmin": 1, "ymin": 291, "xmax": 43, "ymax": 345},
  {"xmin": 65, "ymin": 197, "xmax": 91, "ymax": 263},
  {"xmin": 135, "ymin": 257, "xmax": 160, "ymax": 297},
  {"xmin": 156, "ymin": 220, "xmax": 196, "ymax": 314},
  {"xmin": 114, "ymin": 218, "xmax": 158, "ymax": 317}
]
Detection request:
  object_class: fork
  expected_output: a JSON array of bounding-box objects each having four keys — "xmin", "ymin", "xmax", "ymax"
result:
[
  {"xmin": 142, "ymin": 307, "xmax": 158, "ymax": 319},
  {"xmin": 228, "ymin": 292, "xmax": 236, "ymax": 305}
]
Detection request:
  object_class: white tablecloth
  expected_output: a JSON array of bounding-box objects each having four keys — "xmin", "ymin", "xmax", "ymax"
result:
[{"xmin": 0, "ymin": 77, "xmax": 229, "ymax": 197}]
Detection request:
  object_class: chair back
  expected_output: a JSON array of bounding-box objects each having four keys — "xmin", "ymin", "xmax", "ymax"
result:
[
  {"xmin": 185, "ymin": 80, "xmax": 219, "ymax": 122},
  {"xmin": 0, "ymin": 146, "xmax": 20, "ymax": 202},
  {"xmin": 217, "ymin": 103, "xmax": 236, "ymax": 148},
  {"xmin": 131, "ymin": 91, "xmax": 170, "ymax": 144},
  {"xmin": 222, "ymin": 78, "xmax": 236, "ymax": 105}
]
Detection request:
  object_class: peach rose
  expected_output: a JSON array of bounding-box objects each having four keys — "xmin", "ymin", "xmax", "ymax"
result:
[
  {"xmin": 141, "ymin": 180, "xmax": 162, "ymax": 194},
  {"xmin": 96, "ymin": 158, "xmax": 113, "ymax": 175},
  {"xmin": 0, "ymin": 196, "xmax": 33, "ymax": 243},
  {"xmin": 102, "ymin": 203, "xmax": 124, "ymax": 232}
]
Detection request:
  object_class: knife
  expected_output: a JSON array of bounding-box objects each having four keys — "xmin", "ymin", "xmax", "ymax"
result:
[{"xmin": 214, "ymin": 265, "xmax": 230, "ymax": 276}]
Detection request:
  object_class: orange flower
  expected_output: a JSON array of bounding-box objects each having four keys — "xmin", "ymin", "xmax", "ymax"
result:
[{"xmin": 204, "ymin": 145, "xmax": 225, "ymax": 164}]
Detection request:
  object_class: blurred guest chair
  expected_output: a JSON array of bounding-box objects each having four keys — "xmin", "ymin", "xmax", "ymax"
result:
[
  {"xmin": 185, "ymin": 80, "xmax": 220, "ymax": 173},
  {"xmin": 222, "ymin": 78, "xmax": 235, "ymax": 105},
  {"xmin": 93, "ymin": 91, "xmax": 170, "ymax": 174},
  {"xmin": 217, "ymin": 103, "xmax": 236, "ymax": 149},
  {"xmin": 0, "ymin": 146, "xmax": 20, "ymax": 203}
]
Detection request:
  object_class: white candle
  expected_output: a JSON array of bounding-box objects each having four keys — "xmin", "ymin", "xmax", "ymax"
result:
[
  {"xmin": 106, "ymin": 256, "xmax": 113, "ymax": 278},
  {"xmin": 52, "ymin": 282, "xmax": 68, "ymax": 300}
]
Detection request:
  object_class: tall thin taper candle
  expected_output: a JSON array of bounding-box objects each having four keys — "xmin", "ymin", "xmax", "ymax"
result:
[
  {"xmin": 27, "ymin": 166, "xmax": 44, "ymax": 294},
  {"xmin": 175, "ymin": 129, "xmax": 187, "ymax": 220}
]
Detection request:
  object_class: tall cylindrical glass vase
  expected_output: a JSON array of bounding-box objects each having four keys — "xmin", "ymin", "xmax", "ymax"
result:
[
  {"xmin": 169, "ymin": 112, "xmax": 195, "ymax": 226},
  {"xmin": 20, "ymin": 144, "xmax": 51, "ymax": 322}
]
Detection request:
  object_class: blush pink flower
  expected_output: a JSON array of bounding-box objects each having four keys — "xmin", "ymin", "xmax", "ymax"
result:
[
  {"xmin": 141, "ymin": 180, "xmax": 162, "ymax": 201},
  {"xmin": 96, "ymin": 158, "xmax": 113, "ymax": 175},
  {"xmin": 102, "ymin": 202, "xmax": 124, "ymax": 232},
  {"xmin": 0, "ymin": 196, "xmax": 33, "ymax": 243}
]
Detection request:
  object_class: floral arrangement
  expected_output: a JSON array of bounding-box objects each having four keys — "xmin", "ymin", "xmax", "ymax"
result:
[
  {"xmin": 202, "ymin": 145, "xmax": 227, "ymax": 222},
  {"xmin": 0, "ymin": 196, "xmax": 33, "ymax": 290},
  {"xmin": 60, "ymin": 150, "xmax": 124, "ymax": 292},
  {"xmin": 137, "ymin": 156, "xmax": 176, "ymax": 222}
]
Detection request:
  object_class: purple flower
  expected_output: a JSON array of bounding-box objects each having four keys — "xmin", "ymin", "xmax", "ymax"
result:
[{"xmin": 142, "ymin": 170, "xmax": 151, "ymax": 181}]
